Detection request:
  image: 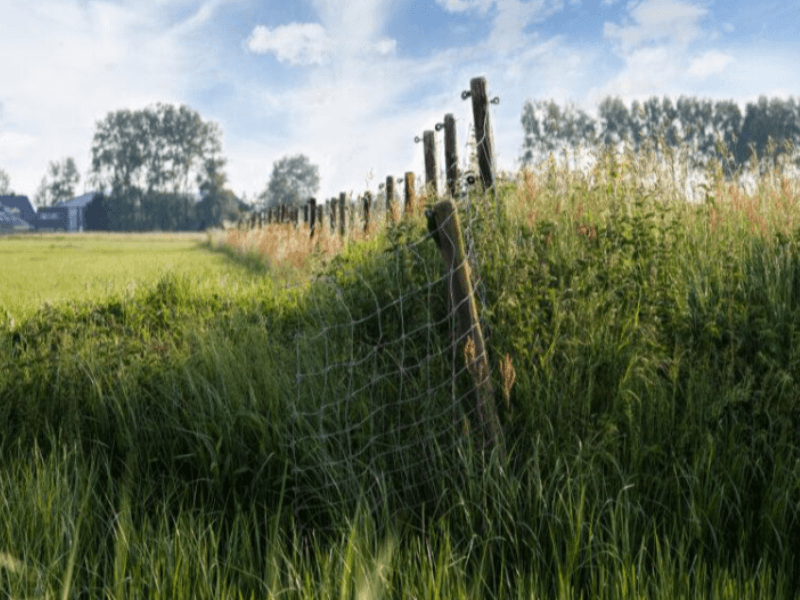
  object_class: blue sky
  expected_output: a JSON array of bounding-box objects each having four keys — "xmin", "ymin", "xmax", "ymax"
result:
[{"xmin": 1, "ymin": 0, "xmax": 798, "ymax": 204}]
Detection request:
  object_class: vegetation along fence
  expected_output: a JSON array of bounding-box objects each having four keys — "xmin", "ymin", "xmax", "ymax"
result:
[{"xmin": 229, "ymin": 76, "xmax": 512, "ymax": 521}]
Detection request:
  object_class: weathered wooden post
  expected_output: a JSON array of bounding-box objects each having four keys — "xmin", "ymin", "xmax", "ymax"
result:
[
  {"xmin": 427, "ymin": 200, "xmax": 503, "ymax": 455},
  {"xmin": 443, "ymin": 114, "xmax": 459, "ymax": 198},
  {"xmin": 303, "ymin": 204, "xmax": 309, "ymax": 225},
  {"xmin": 423, "ymin": 130, "xmax": 438, "ymax": 197},
  {"xmin": 463, "ymin": 77, "xmax": 498, "ymax": 198},
  {"xmin": 385, "ymin": 176, "xmax": 396, "ymax": 223},
  {"xmin": 317, "ymin": 204, "xmax": 324, "ymax": 232},
  {"xmin": 404, "ymin": 172, "xmax": 416, "ymax": 215},
  {"xmin": 363, "ymin": 191, "xmax": 371, "ymax": 233},
  {"xmin": 338, "ymin": 192, "xmax": 346, "ymax": 238},
  {"xmin": 294, "ymin": 207, "xmax": 300, "ymax": 227},
  {"xmin": 280, "ymin": 204, "xmax": 286, "ymax": 223},
  {"xmin": 329, "ymin": 199, "xmax": 335, "ymax": 233},
  {"xmin": 308, "ymin": 197, "xmax": 317, "ymax": 238}
]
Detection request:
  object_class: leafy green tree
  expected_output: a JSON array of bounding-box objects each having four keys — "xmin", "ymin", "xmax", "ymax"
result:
[
  {"xmin": 735, "ymin": 96, "xmax": 800, "ymax": 172},
  {"xmin": 196, "ymin": 156, "xmax": 240, "ymax": 229},
  {"xmin": 519, "ymin": 100, "xmax": 596, "ymax": 166},
  {"xmin": 259, "ymin": 153, "xmax": 320, "ymax": 209},
  {"xmin": 0, "ymin": 168, "xmax": 13, "ymax": 196},
  {"xmin": 90, "ymin": 103, "xmax": 222, "ymax": 197},
  {"xmin": 34, "ymin": 157, "xmax": 80, "ymax": 207}
]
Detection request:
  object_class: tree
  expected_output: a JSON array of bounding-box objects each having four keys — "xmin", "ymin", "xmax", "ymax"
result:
[
  {"xmin": 735, "ymin": 96, "xmax": 800, "ymax": 172},
  {"xmin": 519, "ymin": 100, "xmax": 596, "ymax": 167},
  {"xmin": 259, "ymin": 153, "xmax": 320, "ymax": 209},
  {"xmin": 0, "ymin": 168, "xmax": 12, "ymax": 195},
  {"xmin": 90, "ymin": 103, "xmax": 222, "ymax": 197},
  {"xmin": 196, "ymin": 156, "xmax": 241, "ymax": 229},
  {"xmin": 34, "ymin": 157, "xmax": 80, "ymax": 207}
]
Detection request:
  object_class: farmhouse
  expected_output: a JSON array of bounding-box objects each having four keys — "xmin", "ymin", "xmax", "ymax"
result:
[
  {"xmin": 36, "ymin": 192, "xmax": 97, "ymax": 232},
  {"xmin": 0, "ymin": 195, "xmax": 37, "ymax": 231},
  {"xmin": 0, "ymin": 204, "xmax": 33, "ymax": 233}
]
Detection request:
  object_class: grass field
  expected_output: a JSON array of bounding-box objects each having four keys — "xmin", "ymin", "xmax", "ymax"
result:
[
  {"xmin": 2, "ymin": 135, "xmax": 800, "ymax": 598},
  {"xmin": 0, "ymin": 231, "xmax": 273, "ymax": 322}
]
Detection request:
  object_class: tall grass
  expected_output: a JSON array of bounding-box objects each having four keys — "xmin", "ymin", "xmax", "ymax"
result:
[{"xmin": 1, "ymin": 133, "xmax": 800, "ymax": 597}]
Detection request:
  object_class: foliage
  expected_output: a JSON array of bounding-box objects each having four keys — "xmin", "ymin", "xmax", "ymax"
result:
[
  {"xmin": 259, "ymin": 153, "xmax": 320, "ymax": 209},
  {"xmin": 0, "ymin": 167, "xmax": 12, "ymax": 195},
  {"xmin": 196, "ymin": 156, "xmax": 242, "ymax": 229},
  {"xmin": 520, "ymin": 93, "xmax": 800, "ymax": 178},
  {"xmin": 33, "ymin": 157, "xmax": 80, "ymax": 207},
  {"xmin": 90, "ymin": 103, "xmax": 222, "ymax": 197},
  {"xmin": 2, "ymin": 135, "xmax": 800, "ymax": 596}
]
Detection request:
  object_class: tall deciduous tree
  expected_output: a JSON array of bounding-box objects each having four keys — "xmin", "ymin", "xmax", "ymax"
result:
[
  {"xmin": 259, "ymin": 154, "xmax": 320, "ymax": 209},
  {"xmin": 90, "ymin": 103, "xmax": 222, "ymax": 196},
  {"xmin": 34, "ymin": 157, "xmax": 80, "ymax": 207}
]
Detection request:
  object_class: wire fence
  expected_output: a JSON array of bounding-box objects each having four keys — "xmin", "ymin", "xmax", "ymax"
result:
[{"xmin": 268, "ymin": 77, "xmax": 507, "ymax": 524}]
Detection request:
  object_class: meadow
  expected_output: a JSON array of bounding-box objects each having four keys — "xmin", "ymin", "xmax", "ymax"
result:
[
  {"xmin": 0, "ymin": 232, "xmax": 275, "ymax": 323},
  {"xmin": 2, "ymin": 134, "xmax": 800, "ymax": 598}
]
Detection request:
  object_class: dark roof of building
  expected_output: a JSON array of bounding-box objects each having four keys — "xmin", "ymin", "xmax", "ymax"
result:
[
  {"xmin": 59, "ymin": 192, "xmax": 98, "ymax": 208},
  {"xmin": 0, "ymin": 195, "xmax": 37, "ymax": 224},
  {"xmin": 0, "ymin": 204, "xmax": 33, "ymax": 229}
]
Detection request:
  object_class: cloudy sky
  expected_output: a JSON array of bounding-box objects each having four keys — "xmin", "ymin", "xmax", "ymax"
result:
[{"xmin": 0, "ymin": 0, "xmax": 798, "ymax": 204}]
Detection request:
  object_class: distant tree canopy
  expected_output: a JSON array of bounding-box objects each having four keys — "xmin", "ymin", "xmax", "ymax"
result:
[
  {"xmin": 34, "ymin": 157, "xmax": 80, "ymax": 207},
  {"xmin": 85, "ymin": 103, "xmax": 241, "ymax": 231},
  {"xmin": 90, "ymin": 103, "xmax": 222, "ymax": 196},
  {"xmin": 0, "ymin": 168, "xmax": 12, "ymax": 195},
  {"xmin": 259, "ymin": 153, "xmax": 320, "ymax": 209},
  {"xmin": 519, "ymin": 94, "xmax": 800, "ymax": 177},
  {"xmin": 195, "ymin": 156, "xmax": 242, "ymax": 229}
]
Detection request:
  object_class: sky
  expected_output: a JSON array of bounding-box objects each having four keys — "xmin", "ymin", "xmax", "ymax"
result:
[{"xmin": 1, "ymin": 0, "xmax": 798, "ymax": 205}]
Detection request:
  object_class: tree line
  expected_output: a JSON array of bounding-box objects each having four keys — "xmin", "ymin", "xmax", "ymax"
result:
[
  {"xmin": 4, "ymin": 93, "xmax": 798, "ymax": 231},
  {"xmin": 519, "ymin": 94, "xmax": 800, "ymax": 177},
  {"xmin": 1, "ymin": 102, "xmax": 322, "ymax": 232}
]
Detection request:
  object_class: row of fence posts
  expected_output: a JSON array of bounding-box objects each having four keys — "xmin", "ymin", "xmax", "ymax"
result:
[
  {"xmin": 238, "ymin": 77, "xmax": 500, "ymax": 239},
  {"xmin": 238, "ymin": 76, "xmax": 505, "ymax": 456}
]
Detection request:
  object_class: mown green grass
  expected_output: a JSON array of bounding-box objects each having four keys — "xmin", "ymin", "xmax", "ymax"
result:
[
  {"xmin": 2, "ymin": 136, "xmax": 800, "ymax": 598},
  {"xmin": 0, "ymin": 232, "xmax": 271, "ymax": 322}
]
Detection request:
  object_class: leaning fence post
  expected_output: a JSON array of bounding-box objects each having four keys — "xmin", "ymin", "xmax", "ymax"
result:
[{"xmin": 428, "ymin": 200, "xmax": 503, "ymax": 455}]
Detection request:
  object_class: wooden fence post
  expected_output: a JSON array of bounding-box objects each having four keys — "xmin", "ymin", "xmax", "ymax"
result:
[
  {"xmin": 363, "ymin": 191, "xmax": 371, "ymax": 233},
  {"xmin": 280, "ymin": 204, "xmax": 286, "ymax": 223},
  {"xmin": 338, "ymin": 192, "xmax": 346, "ymax": 238},
  {"xmin": 465, "ymin": 76, "xmax": 496, "ymax": 195},
  {"xmin": 443, "ymin": 114, "xmax": 459, "ymax": 199},
  {"xmin": 309, "ymin": 197, "xmax": 317, "ymax": 238},
  {"xmin": 303, "ymin": 204, "xmax": 309, "ymax": 225},
  {"xmin": 423, "ymin": 130, "xmax": 438, "ymax": 197},
  {"xmin": 404, "ymin": 172, "xmax": 416, "ymax": 215},
  {"xmin": 386, "ymin": 176, "xmax": 396, "ymax": 223},
  {"xmin": 428, "ymin": 200, "xmax": 503, "ymax": 455}
]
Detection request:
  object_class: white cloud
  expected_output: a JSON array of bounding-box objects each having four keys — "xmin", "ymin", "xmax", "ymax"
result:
[
  {"xmin": 0, "ymin": 0, "xmax": 207, "ymax": 196},
  {"xmin": 372, "ymin": 37, "xmax": 397, "ymax": 56},
  {"xmin": 436, "ymin": 0, "xmax": 494, "ymax": 13},
  {"xmin": 245, "ymin": 23, "xmax": 332, "ymax": 66},
  {"xmin": 687, "ymin": 50, "xmax": 734, "ymax": 78},
  {"xmin": 0, "ymin": 132, "xmax": 38, "ymax": 160},
  {"xmin": 604, "ymin": 0, "xmax": 707, "ymax": 52}
]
